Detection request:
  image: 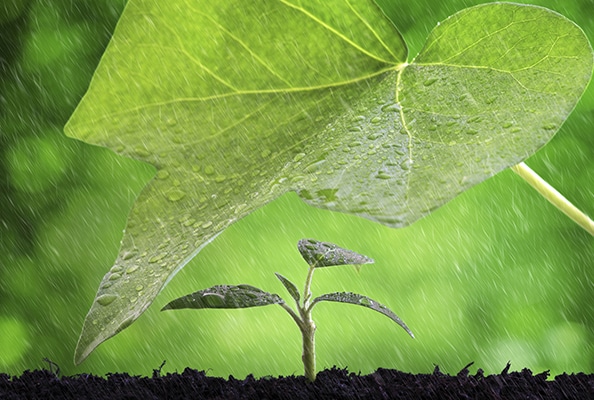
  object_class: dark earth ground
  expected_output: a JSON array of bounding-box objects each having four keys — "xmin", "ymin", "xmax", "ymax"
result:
[{"xmin": 1, "ymin": 363, "xmax": 593, "ymax": 399}]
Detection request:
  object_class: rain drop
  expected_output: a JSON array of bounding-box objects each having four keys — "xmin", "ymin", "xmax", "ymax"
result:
[
  {"xmin": 126, "ymin": 265, "xmax": 139, "ymax": 274},
  {"xmin": 359, "ymin": 297, "xmax": 372, "ymax": 306},
  {"xmin": 293, "ymin": 153, "xmax": 306, "ymax": 162},
  {"xmin": 122, "ymin": 251, "xmax": 137, "ymax": 261},
  {"xmin": 183, "ymin": 218, "xmax": 196, "ymax": 227},
  {"xmin": 542, "ymin": 123, "xmax": 557, "ymax": 130},
  {"xmin": 423, "ymin": 77, "xmax": 438, "ymax": 87},
  {"xmin": 261, "ymin": 149, "xmax": 271, "ymax": 158},
  {"xmin": 376, "ymin": 171, "xmax": 392, "ymax": 180},
  {"xmin": 109, "ymin": 273, "xmax": 122, "ymax": 281},
  {"xmin": 149, "ymin": 252, "xmax": 167, "ymax": 263},
  {"xmin": 381, "ymin": 103, "xmax": 401, "ymax": 112},
  {"xmin": 156, "ymin": 170, "xmax": 170, "ymax": 180},
  {"xmin": 167, "ymin": 189, "xmax": 186, "ymax": 202},
  {"xmin": 97, "ymin": 294, "xmax": 118, "ymax": 306},
  {"xmin": 135, "ymin": 147, "xmax": 150, "ymax": 157}
]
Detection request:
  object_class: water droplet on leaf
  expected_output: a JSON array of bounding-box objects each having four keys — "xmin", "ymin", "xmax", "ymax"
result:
[
  {"xmin": 423, "ymin": 78, "xmax": 438, "ymax": 86},
  {"xmin": 149, "ymin": 252, "xmax": 167, "ymax": 263},
  {"xmin": 97, "ymin": 294, "xmax": 118, "ymax": 306},
  {"xmin": 167, "ymin": 189, "xmax": 186, "ymax": 202},
  {"xmin": 156, "ymin": 170, "xmax": 170, "ymax": 180}
]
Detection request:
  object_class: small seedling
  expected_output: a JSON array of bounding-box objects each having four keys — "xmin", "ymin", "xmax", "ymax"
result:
[{"xmin": 161, "ymin": 238, "xmax": 414, "ymax": 382}]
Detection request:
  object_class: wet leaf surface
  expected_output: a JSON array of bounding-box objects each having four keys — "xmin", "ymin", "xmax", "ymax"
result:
[{"xmin": 64, "ymin": 1, "xmax": 593, "ymax": 362}]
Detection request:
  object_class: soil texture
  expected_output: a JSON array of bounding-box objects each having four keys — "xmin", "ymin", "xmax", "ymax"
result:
[{"xmin": 1, "ymin": 363, "xmax": 593, "ymax": 399}]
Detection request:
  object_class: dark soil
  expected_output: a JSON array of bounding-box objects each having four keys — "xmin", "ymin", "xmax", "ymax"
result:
[{"xmin": 1, "ymin": 363, "xmax": 593, "ymax": 399}]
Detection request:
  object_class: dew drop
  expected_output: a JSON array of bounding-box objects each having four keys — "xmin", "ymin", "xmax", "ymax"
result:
[
  {"xmin": 183, "ymin": 218, "xmax": 196, "ymax": 227},
  {"xmin": 149, "ymin": 252, "xmax": 167, "ymax": 264},
  {"xmin": 109, "ymin": 273, "xmax": 122, "ymax": 281},
  {"xmin": 376, "ymin": 171, "xmax": 392, "ymax": 180},
  {"xmin": 466, "ymin": 129, "xmax": 478, "ymax": 135},
  {"xmin": 97, "ymin": 294, "xmax": 118, "ymax": 306},
  {"xmin": 400, "ymin": 159, "xmax": 412, "ymax": 170},
  {"xmin": 201, "ymin": 221, "xmax": 213, "ymax": 229},
  {"xmin": 167, "ymin": 189, "xmax": 186, "ymax": 202},
  {"xmin": 502, "ymin": 121, "xmax": 513, "ymax": 129},
  {"xmin": 122, "ymin": 251, "xmax": 137, "ymax": 261},
  {"xmin": 126, "ymin": 265, "xmax": 139, "ymax": 274},
  {"xmin": 370, "ymin": 116, "xmax": 382, "ymax": 124},
  {"xmin": 304, "ymin": 160, "xmax": 326, "ymax": 173},
  {"xmin": 110, "ymin": 265, "xmax": 123, "ymax": 273},
  {"xmin": 423, "ymin": 78, "xmax": 438, "ymax": 87},
  {"xmin": 348, "ymin": 141, "xmax": 362, "ymax": 147},
  {"xmin": 542, "ymin": 123, "xmax": 557, "ymax": 130},
  {"xmin": 135, "ymin": 285, "xmax": 144, "ymax": 292},
  {"xmin": 135, "ymin": 147, "xmax": 150, "ymax": 157},
  {"xmin": 204, "ymin": 165, "xmax": 215, "ymax": 175},
  {"xmin": 261, "ymin": 149, "xmax": 271, "ymax": 158},
  {"xmin": 293, "ymin": 153, "xmax": 306, "ymax": 162},
  {"xmin": 214, "ymin": 175, "xmax": 226, "ymax": 183},
  {"xmin": 359, "ymin": 297, "xmax": 372, "ymax": 306},
  {"xmin": 381, "ymin": 103, "xmax": 401, "ymax": 112},
  {"xmin": 156, "ymin": 170, "xmax": 170, "ymax": 180}
]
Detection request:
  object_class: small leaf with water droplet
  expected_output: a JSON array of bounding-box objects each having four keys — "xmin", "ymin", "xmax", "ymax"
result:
[
  {"xmin": 161, "ymin": 284, "xmax": 284, "ymax": 310},
  {"xmin": 297, "ymin": 239, "xmax": 373, "ymax": 268},
  {"xmin": 312, "ymin": 292, "xmax": 414, "ymax": 338}
]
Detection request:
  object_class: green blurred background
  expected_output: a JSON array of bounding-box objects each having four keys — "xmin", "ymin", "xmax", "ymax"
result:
[{"xmin": 1, "ymin": 0, "xmax": 593, "ymax": 378}]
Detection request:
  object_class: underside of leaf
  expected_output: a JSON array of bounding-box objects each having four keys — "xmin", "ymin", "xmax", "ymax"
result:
[{"xmin": 64, "ymin": 0, "xmax": 593, "ymax": 363}]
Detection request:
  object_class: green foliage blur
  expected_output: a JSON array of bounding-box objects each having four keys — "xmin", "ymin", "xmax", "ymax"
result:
[{"xmin": 1, "ymin": 0, "xmax": 593, "ymax": 378}]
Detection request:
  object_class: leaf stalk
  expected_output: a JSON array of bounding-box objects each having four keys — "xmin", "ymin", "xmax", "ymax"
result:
[{"xmin": 512, "ymin": 162, "xmax": 594, "ymax": 236}]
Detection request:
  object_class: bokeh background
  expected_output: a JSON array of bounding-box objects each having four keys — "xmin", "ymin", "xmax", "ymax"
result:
[{"xmin": 1, "ymin": 0, "xmax": 593, "ymax": 379}]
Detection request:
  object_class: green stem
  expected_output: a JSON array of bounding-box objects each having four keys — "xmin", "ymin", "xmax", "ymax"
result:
[
  {"xmin": 300, "ymin": 265, "xmax": 317, "ymax": 381},
  {"xmin": 279, "ymin": 265, "xmax": 318, "ymax": 382},
  {"xmin": 301, "ymin": 318, "xmax": 316, "ymax": 382},
  {"xmin": 511, "ymin": 162, "xmax": 594, "ymax": 236},
  {"xmin": 302, "ymin": 266, "xmax": 316, "ymax": 308}
]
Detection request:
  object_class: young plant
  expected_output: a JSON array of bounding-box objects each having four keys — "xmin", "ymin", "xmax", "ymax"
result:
[{"xmin": 161, "ymin": 239, "xmax": 414, "ymax": 382}]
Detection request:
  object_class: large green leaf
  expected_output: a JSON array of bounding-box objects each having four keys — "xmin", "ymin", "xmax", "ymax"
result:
[{"xmin": 64, "ymin": 1, "xmax": 593, "ymax": 364}]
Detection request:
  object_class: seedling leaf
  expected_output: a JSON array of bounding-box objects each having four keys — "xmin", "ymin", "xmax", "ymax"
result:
[
  {"xmin": 65, "ymin": 1, "xmax": 593, "ymax": 362},
  {"xmin": 313, "ymin": 291, "xmax": 414, "ymax": 338},
  {"xmin": 161, "ymin": 284, "xmax": 284, "ymax": 310},
  {"xmin": 275, "ymin": 273, "xmax": 301, "ymax": 304},
  {"xmin": 297, "ymin": 239, "xmax": 373, "ymax": 268}
]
